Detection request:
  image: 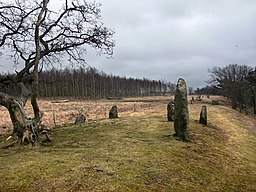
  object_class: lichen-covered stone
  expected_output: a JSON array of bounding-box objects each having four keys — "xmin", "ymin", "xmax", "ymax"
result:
[
  {"xmin": 167, "ymin": 101, "xmax": 175, "ymax": 121},
  {"xmin": 109, "ymin": 105, "xmax": 118, "ymax": 119},
  {"xmin": 174, "ymin": 78, "xmax": 189, "ymax": 141},
  {"xmin": 199, "ymin": 105, "xmax": 207, "ymax": 126}
]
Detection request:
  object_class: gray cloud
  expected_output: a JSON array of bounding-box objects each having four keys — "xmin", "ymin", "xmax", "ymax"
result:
[{"xmin": 94, "ymin": 0, "xmax": 256, "ymax": 88}]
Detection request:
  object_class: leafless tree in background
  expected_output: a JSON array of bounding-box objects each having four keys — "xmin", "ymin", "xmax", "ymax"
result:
[
  {"xmin": 208, "ymin": 64, "xmax": 255, "ymax": 114},
  {"xmin": 0, "ymin": 0, "xmax": 115, "ymax": 144}
]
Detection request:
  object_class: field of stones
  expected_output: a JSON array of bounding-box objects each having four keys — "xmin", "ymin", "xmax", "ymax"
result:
[{"xmin": 0, "ymin": 95, "xmax": 255, "ymax": 191}]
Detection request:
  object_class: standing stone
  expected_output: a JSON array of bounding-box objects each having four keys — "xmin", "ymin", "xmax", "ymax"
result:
[
  {"xmin": 174, "ymin": 78, "xmax": 189, "ymax": 141},
  {"xmin": 167, "ymin": 101, "xmax": 175, "ymax": 121},
  {"xmin": 75, "ymin": 114, "xmax": 86, "ymax": 124},
  {"xmin": 109, "ymin": 105, "xmax": 118, "ymax": 119},
  {"xmin": 199, "ymin": 105, "xmax": 207, "ymax": 126}
]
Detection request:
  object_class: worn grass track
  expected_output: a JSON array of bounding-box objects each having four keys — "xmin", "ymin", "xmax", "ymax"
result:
[{"xmin": 0, "ymin": 98, "xmax": 255, "ymax": 192}]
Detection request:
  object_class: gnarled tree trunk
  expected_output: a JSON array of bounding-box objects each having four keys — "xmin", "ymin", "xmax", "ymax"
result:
[
  {"xmin": 0, "ymin": 82, "xmax": 42, "ymax": 145},
  {"xmin": 0, "ymin": 92, "xmax": 27, "ymax": 138}
]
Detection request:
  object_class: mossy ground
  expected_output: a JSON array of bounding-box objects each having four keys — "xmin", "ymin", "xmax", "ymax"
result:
[{"xmin": 0, "ymin": 97, "xmax": 255, "ymax": 192}]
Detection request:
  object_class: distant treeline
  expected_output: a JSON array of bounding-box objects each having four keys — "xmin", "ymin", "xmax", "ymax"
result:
[
  {"xmin": 0, "ymin": 67, "xmax": 176, "ymax": 99},
  {"xmin": 196, "ymin": 64, "xmax": 256, "ymax": 114}
]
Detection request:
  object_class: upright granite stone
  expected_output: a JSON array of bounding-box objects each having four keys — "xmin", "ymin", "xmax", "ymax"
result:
[
  {"xmin": 174, "ymin": 78, "xmax": 189, "ymax": 141},
  {"xmin": 75, "ymin": 114, "xmax": 86, "ymax": 124},
  {"xmin": 167, "ymin": 101, "xmax": 175, "ymax": 121},
  {"xmin": 199, "ymin": 105, "xmax": 207, "ymax": 125},
  {"xmin": 109, "ymin": 105, "xmax": 118, "ymax": 119}
]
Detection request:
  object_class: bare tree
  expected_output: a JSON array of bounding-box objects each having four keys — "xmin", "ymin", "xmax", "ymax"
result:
[
  {"xmin": 208, "ymin": 64, "xmax": 253, "ymax": 112},
  {"xmin": 246, "ymin": 67, "xmax": 256, "ymax": 114},
  {"xmin": 0, "ymin": 0, "xmax": 115, "ymax": 144}
]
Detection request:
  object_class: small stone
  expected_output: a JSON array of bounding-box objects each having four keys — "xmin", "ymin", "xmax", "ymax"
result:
[
  {"xmin": 75, "ymin": 114, "xmax": 86, "ymax": 124},
  {"xmin": 167, "ymin": 101, "xmax": 175, "ymax": 121},
  {"xmin": 109, "ymin": 106, "xmax": 118, "ymax": 119},
  {"xmin": 199, "ymin": 105, "xmax": 207, "ymax": 126}
]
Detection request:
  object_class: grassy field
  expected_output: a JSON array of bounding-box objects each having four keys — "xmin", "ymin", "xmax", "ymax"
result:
[{"xmin": 0, "ymin": 96, "xmax": 256, "ymax": 191}]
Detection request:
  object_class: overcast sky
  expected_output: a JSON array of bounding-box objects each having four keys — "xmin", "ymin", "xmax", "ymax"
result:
[{"xmin": 1, "ymin": 0, "xmax": 256, "ymax": 88}]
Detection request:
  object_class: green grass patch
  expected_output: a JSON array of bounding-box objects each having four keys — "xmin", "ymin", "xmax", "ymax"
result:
[{"xmin": 0, "ymin": 104, "xmax": 255, "ymax": 191}]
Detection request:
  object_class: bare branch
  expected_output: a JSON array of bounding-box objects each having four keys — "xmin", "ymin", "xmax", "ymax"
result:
[{"xmin": 0, "ymin": 0, "xmax": 115, "ymax": 88}]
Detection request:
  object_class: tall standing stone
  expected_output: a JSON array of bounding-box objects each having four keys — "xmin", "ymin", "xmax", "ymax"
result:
[
  {"xmin": 109, "ymin": 105, "xmax": 118, "ymax": 119},
  {"xmin": 199, "ymin": 105, "xmax": 207, "ymax": 125},
  {"xmin": 174, "ymin": 78, "xmax": 189, "ymax": 141},
  {"xmin": 167, "ymin": 101, "xmax": 175, "ymax": 121}
]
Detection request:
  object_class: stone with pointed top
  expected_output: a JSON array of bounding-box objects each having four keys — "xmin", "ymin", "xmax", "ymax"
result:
[{"xmin": 174, "ymin": 78, "xmax": 189, "ymax": 141}]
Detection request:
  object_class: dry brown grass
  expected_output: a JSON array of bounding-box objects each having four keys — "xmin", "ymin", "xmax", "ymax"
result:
[
  {"xmin": 0, "ymin": 95, "xmax": 228, "ymax": 134},
  {"xmin": 0, "ymin": 95, "xmax": 255, "ymax": 191},
  {"xmin": 0, "ymin": 97, "xmax": 162, "ymax": 135}
]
